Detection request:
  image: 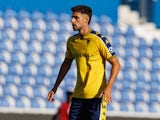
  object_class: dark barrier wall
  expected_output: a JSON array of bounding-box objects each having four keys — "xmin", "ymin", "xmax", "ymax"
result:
[
  {"xmin": 0, "ymin": 0, "xmax": 120, "ymax": 24},
  {"xmin": 0, "ymin": 113, "xmax": 160, "ymax": 120}
]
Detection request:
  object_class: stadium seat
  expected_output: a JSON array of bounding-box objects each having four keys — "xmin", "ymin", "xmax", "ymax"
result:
[
  {"xmin": 2, "ymin": 28, "xmax": 16, "ymax": 40},
  {"xmin": 0, "ymin": 50, "xmax": 11, "ymax": 63},
  {"xmin": 40, "ymin": 52, "xmax": 55, "ymax": 66},
  {"xmin": 8, "ymin": 63, "xmax": 23, "ymax": 75},
  {"xmin": 16, "ymin": 96, "xmax": 31, "ymax": 108},
  {"xmin": 149, "ymin": 102, "xmax": 160, "ymax": 112},
  {"xmin": 42, "ymin": 41, "xmax": 56, "ymax": 54},
  {"xmin": 125, "ymin": 47, "xmax": 139, "ymax": 58},
  {"xmin": 32, "ymin": 19, "xmax": 46, "ymax": 32},
  {"xmin": 35, "ymin": 76, "xmax": 50, "ymax": 86},
  {"xmin": 0, "ymin": 16, "xmax": 4, "ymax": 30},
  {"xmin": 18, "ymin": 18, "xmax": 32, "ymax": 30},
  {"xmin": 44, "ymin": 31, "xmax": 58, "ymax": 43},
  {"xmin": 4, "ymin": 16, "xmax": 18, "ymax": 30},
  {"xmin": 18, "ymin": 84, "xmax": 33, "ymax": 98},
  {"xmin": 21, "ymin": 75, "xmax": 36, "ymax": 86},
  {"xmin": 37, "ymin": 65, "xmax": 53, "ymax": 77},
  {"xmin": 23, "ymin": 64, "xmax": 37, "ymax": 76},
  {"xmin": 18, "ymin": 10, "xmax": 31, "ymax": 19},
  {"xmin": 30, "ymin": 30, "xmax": 44, "ymax": 42},
  {"xmin": 13, "ymin": 40, "xmax": 28, "ymax": 53},
  {"xmin": 120, "ymin": 101, "xmax": 134, "ymax": 112},
  {"xmin": 32, "ymin": 11, "xmax": 44, "ymax": 20},
  {"xmin": 26, "ymin": 52, "xmax": 40, "ymax": 65},
  {"xmin": 0, "ymin": 39, "xmax": 13, "ymax": 52},
  {"xmin": 31, "ymin": 97, "xmax": 46, "ymax": 108},
  {"xmin": 45, "ymin": 11, "xmax": 58, "ymax": 21},
  {"xmin": 152, "ymin": 58, "xmax": 160, "ymax": 71},
  {"xmin": 16, "ymin": 29, "xmax": 30, "ymax": 42},
  {"xmin": 3, "ymin": 83, "xmax": 18, "ymax": 97},
  {"xmin": 28, "ymin": 40, "xmax": 42, "ymax": 53},
  {"xmin": 1, "ymin": 96, "xmax": 16, "ymax": 107},
  {"xmin": 135, "ymin": 102, "xmax": 149, "ymax": 112},
  {"xmin": 0, "ymin": 61, "xmax": 8, "ymax": 75},
  {"xmin": 6, "ymin": 75, "xmax": 21, "ymax": 85},
  {"xmin": 11, "ymin": 51, "xmax": 26, "ymax": 64}
]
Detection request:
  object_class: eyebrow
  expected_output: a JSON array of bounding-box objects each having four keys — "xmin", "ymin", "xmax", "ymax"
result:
[{"xmin": 72, "ymin": 15, "xmax": 79, "ymax": 19}]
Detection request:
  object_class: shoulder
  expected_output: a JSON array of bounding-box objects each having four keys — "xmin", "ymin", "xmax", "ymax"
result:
[
  {"xmin": 90, "ymin": 30, "xmax": 109, "ymax": 42},
  {"xmin": 68, "ymin": 33, "xmax": 79, "ymax": 41}
]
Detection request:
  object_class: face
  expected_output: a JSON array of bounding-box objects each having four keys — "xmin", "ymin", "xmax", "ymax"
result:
[{"xmin": 71, "ymin": 12, "xmax": 89, "ymax": 31}]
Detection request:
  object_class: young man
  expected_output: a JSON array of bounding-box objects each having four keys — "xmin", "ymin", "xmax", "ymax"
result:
[{"xmin": 48, "ymin": 5, "xmax": 120, "ymax": 120}]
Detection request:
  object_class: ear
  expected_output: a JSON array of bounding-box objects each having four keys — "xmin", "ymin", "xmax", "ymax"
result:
[{"xmin": 83, "ymin": 14, "xmax": 89, "ymax": 24}]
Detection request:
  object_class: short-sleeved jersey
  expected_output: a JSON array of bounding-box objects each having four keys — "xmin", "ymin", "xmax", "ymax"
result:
[{"xmin": 65, "ymin": 30, "xmax": 116, "ymax": 99}]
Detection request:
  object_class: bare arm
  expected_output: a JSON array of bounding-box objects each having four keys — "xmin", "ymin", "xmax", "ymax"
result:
[
  {"xmin": 100, "ymin": 56, "xmax": 121, "ymax": 102},
  {"xmin": 47, "ymin": 58, "xmax": 73, "ymax": 102}
]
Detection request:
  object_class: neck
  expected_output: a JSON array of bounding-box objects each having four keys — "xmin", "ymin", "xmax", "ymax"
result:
[{"xmin": 79, "ymin": 25, "xmax": 90, "ymax": 36}]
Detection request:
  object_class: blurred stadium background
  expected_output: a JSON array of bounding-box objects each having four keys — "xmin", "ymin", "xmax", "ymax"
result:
[{"xmin": 0, "ymin": 0, "xmax": 160, "ymax": 120}]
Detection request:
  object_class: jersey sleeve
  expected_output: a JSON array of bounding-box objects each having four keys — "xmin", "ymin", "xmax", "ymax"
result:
[
  {"xmin": 65, "ymin": 39, "xmax": 74, "ymax": 60},
  {"xmin": 98, "ymin": 36, "xmax": 116, "ymax": 60}
]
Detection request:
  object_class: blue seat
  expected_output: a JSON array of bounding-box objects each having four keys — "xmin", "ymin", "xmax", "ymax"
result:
[
  {"xmin": 38, "ymin": 65, "xmax": 53, "ymax": 77},
  {"xmin": 135, "ymin": 102, "xmax": 149, "ymax": 112},
  {"xmin": 152, "ymin": 38, "xmax": 160, "ymax": 48},
  {"xmin": 28, "ymin": 40, "xmax": 42, "ymax": 53},
  {"xmin": 152, "ymin": 58, "xmax": 160, "ymax": 71},
  {"xmin": 30, "ymin": 30, "xmax": 44, "ymax": 42},
  {"xmin": 4, "ymin": 9, "xmax": 17, "ymax": 18},
  {"xmin": 18, "ymin": 85, "xmax": 33, "ymax": 98},
  {"xmin": 16, "ymin": 29, "xmax": 30, "ymax": 41},
  {"xmin": 13, "ymin": 41, "xmax": 28, "ymax": 53},
  {"xmin": 124, "ymin": 47, "xmax": 139, "ymax": 58},
  {"xmin": 23, "ymin": 64, "xmax": 37, "ymax": 76},
  {"xmin": 21, "ymin": 75, "xmax": 36, "ymax": 86},
  {"xmin": 44, "ymin": 31, "xmax": 58, "ymax": 43},
  {"xmin": 45, "ymin": 11, "xmax": 58, "ymax": 21},
  {"xmin": 18, "ymin": 10, "xmax": 31, "ymax": 19},
  {"xmin": 0, "ymin": 50, "xmax": 11, "ymax": 63},
  {"xmin": 16, "ymin": 96, "xmax": 31, "ymax": 108},
  {"xmin": 125, "ymin": 26, "xmax": 135, "ymax": 37},
  {"xmin": 31, "ymin": 98, "xmax": 46, "ymax": 108},
  {"xmin": 1, "ymin": 28, "xmax": 16, "ymax": 40},
  {"xmin": 149, "ymin": 92, "xmax": 160, "ymax": 102},
  {"xmin": 1, "ymin": 96, "xmax": 16, "ymax": 107},
  {"xmin": 11, "ymin": 51, "xmax": 26, "ymax": 64},
  {"xmin": 26, "ymin": 52, "xmax": 40, "ymax": 65},
  {"xmin": 18, "ymin": 18, "xmax": 32, "ymax": 30},
  {"xmin": 138, "ymin": 37, "xmax": 148, "ymax": 48},
  {"xmin": 99, "ymin": 15, "xmax": 112, "ymax": 24},
  {"xmin": 32, "ymin": 11, "xmax": 44, "ymax": 20},
  {"xmin": 32, "ymin": 19, "xmax": 46, "ymax": 31},
  {"xmin": 0, "ymin": 40, "xmax": 13, "ymax": 52},
  {"xmin": 40, "ymin": 53, "xmax": 55, "ymax": 66},
  {"xmin": 120, "ymin": 102, "xmax": 134, "ymax": 112},
  {"xmin": 46, "ymin": 20, "xmax": 60, "ymax": 32},
  {"xmin": 42, "ymin": 41, "xmax": 56, "ymax": 54},
  {"xmin": 135, "ymin": 90, "xmax": 149, "ymax": 102},
  {"xmin": 149, "ymin": 102, "xmax": 160, "ymax": 112},
  {"xmin": 6, "ymin": 75, "xmax": 20, "ymax": 85},
  {"xmin": 0, "ymin": 61, "xmax": 8, "ymax": 75},
  {"xmin": 4, "ymin": 83, "xmax": 18, "ymax": 97},
  {"xmin": 8, "ymin": 63, "xmax": 23, "ymax": 75}
]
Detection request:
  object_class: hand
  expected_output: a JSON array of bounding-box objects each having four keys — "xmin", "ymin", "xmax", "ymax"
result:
[
  {"xmin": 47, "ymin": 90, "xmax": 55, "ymax": 102},
  {"xmin": 99, "ymin": 86, "xmax": 112, "ymax": 103}
]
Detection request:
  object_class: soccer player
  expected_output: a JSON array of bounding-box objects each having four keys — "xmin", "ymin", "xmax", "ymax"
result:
[{"xmin": 48, "ymin": 5, "xmax": 120, "ymax": 120}]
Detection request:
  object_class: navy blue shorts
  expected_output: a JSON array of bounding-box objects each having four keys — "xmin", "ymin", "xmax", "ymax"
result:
[{"xmin": 69, "ymin": 97, "xmax": 106, "ymax": 120}]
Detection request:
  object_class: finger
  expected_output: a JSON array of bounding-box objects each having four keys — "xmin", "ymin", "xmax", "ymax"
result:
[{"xmin": 99, "ymin": 93, "xmax": 103, "ymax": 98}]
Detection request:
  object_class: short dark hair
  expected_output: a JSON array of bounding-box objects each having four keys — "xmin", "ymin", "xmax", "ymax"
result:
[{"xmin": 71, "ymin": 5, "xmax": 92, "ymax": 24}]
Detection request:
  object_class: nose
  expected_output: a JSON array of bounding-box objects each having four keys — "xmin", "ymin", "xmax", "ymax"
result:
[{"xmin": 71, "ymin": 17, "xmax": 76, "ymax": 23}]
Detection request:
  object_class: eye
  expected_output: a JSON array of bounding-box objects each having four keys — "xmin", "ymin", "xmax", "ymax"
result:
[{"xmin": 72, "ymin": 16, "xmax": 79, "ymax": 19}]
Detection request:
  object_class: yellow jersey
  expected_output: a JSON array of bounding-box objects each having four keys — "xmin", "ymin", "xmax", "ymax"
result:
[{"xmin": 65, "ymin": 30, "xmax": 116, "ymax": 98}]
